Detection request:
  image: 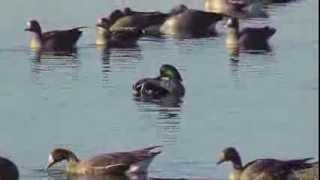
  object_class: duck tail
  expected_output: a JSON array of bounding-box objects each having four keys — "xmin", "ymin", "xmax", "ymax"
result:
[
  {"xmin": 143, "ymin": 145, "xmax": 163, "ymax": 156},
  {"xmin": 71, "ymin": 26, "xmax": 89, "ymax": 32},
  {"xmin": 285, "ymin": 158, "xmax": 315, "ymax": 171}
]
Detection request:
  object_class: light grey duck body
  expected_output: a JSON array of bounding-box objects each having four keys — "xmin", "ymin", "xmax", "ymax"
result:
[{"xmin": 47, "ymin": 146, "xmax": 162, "ymax": 175}]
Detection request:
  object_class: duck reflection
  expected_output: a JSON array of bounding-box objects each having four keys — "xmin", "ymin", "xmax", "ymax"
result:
[
  {"xmin": 134, "ymin": 95, "xmax": 182, "ymax": 145},
  {"xmin": 97, "ymin": 45, "xmax": 142, "ymax": 84},
  {"xmin": 29, "ymin": 48, "xmax": 81, "ymax": 83}
]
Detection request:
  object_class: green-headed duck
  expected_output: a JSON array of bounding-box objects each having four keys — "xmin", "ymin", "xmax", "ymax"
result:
[
  {"xmin": 47, "ymin": 146, "xmax": 162, "ymax": 175},
  {"xmin": 96, "ymin": 18, "xmax": 142, "ymax": 47},
  {"xmin": 217, "ymin": 147, "xmax": 315, "ymax": 180},
  {"xmin": 133, "ymin": 64, "xmax": 185, "ymax": 99},
  {"xmin": 25, "ymin": 20, "xmax": 85, "ymax": 51},
  {"xmin": 0, "ymin": 156, "xmax": 19, "ymax": 180}
]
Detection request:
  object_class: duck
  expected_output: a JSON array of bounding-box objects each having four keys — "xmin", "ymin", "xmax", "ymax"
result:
[
  {"xmin": 25, "ymin": 20, "xmax": 85, "ymax": 51},
  {"xmin": 0, "ymin": 156, "xmax": 19, "ymax": 180},
  {"xmin": 133, "ymin": 64, "xmax": 185, "ymax": 99},
  {"xmin": 47, "ymin": 146, "xmax": 162, "ymax": 175},
  {"xmin": 96, "ymin": 18, "xmax": 142, "ymax": 47},
  {"xmin": 107, "ymin": 8, "xmax": 169, "ymax": 33},
  {"xmin": 205, "ymin": 0, "xmax": 268, "ymax": 18},
  {"xmin": 217, "ymin": 147, "xmax": 315, "ymax": 180},
  {"xmin": 225, "ymin": 17, "xmax": 276, "ymax": 53},
  {"xmin": 159, "ymin": 4, "xmax": 224, "ymax": 37}
]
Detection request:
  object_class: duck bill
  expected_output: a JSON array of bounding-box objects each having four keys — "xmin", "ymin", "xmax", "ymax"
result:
[
  {"xmin": 47, "ymin": 154, "xmax": 55, "ymax": 169},
  {"xmin": 24, "ymin": 28, "xmax": 31, "ymax": 31},
  {"xmin": 217, "ymin": 159, "xmax": 225, "ymax": 165},
  {"xmin": 47, "ymin": 161, "xmax": 55, "ymax": 169},
  {"xmin": 96, "ymin": 23, "xmax": 105, "ymax": 29}
]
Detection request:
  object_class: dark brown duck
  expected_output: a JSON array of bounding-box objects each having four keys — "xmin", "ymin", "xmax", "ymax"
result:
[{"xmin": 25, "ymin": 20, "xmax": 85, "ymax": 51}]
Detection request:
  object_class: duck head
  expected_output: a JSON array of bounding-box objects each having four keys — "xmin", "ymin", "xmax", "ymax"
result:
[
  {"xmin": 123, "ymin": 7, "xmax": 134, "ymax": 16},
  {"xmin": 47, "ymin": 148, "xmax": 79, "ymax": 169},
  {"xmin": 169, "ymin": 4, "xmax": 188, "ymax": 15},
  {"xmin": 96, "ymin": 18, "xmax": 111, "ymax": 30},
  {"xmin": 25, "ymin": 20, "xmax": 42, "ymax": 34},
  {"xmin": 262, "ymin": 26, "xmax": 276, "ymax": 39},
  {"xmin": 217, "ymin": 147, "xmax": 242, "ymax": 168},
  {"xmin": 109, "ymin": 9, "xmax": 126, "ymax": 25},
  {"xmin": 160, "ymin": 64, "xmax": 183, "ymax": 81}
]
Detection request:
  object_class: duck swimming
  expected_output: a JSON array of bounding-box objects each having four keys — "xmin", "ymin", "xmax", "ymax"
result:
[
  {"xmin": 217, "ymin": 147, "xmax": 315, "ymax": 180},
  {"xmin": 225, "ymin": 17, "xmax": 276, "ymax": 53},
  {"xmin": 47, "ymin": 146, "xmax": 162, "ymax": 175},
  {"xmin": 107, "ymin": 8, "xmax": 169, "ymax": 34},
  {"xmin": 159, "ymin": 4, "xmax": 224, "ymax": 37},
  {"xmin": 25, "ymin": 20, "xmax": 85, "ymax": 51},
  {"xmin": 133, "ymin": 64, "xmax": 185, "ymax": 99},
  {"xmin": 96, "ymin": 18, "xmax": 142, "ymax": 47}
]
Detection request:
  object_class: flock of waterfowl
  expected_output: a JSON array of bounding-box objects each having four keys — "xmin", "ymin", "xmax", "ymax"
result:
[{"xmin": 1, "ymin": 0, "xmax": 318, "ymax": 180}]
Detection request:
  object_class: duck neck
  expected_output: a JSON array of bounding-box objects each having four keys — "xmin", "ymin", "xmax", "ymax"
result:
[
  {"xmin": 66, "ymin": 151, "xmax": 80, "ymax": 163},
  {"xmin": 96, "ymin": 27, "xmax": 111, "ymax": 45},
  {"xmin": 231, "ymin": 155, "xmax": 243, "ymax": 170},
  {"xmin": 30, "ymin": 31, "xmax": 43, "ymax": 48}
]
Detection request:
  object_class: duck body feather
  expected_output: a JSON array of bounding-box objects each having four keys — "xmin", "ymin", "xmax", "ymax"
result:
[
  {"xmin": 237, "ymin": 158, "xmax": 314, "ymax": 180},
  {"xmin": 66, "ymin": 146, "xmax": 161, "ymax": 175}
]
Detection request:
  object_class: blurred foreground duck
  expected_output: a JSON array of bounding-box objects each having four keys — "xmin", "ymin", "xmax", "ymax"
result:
[
  {"xmin": 25, "ymin": 20, "xmax": 85, "ymax": 51},
  {"xmin": 133, "ymin": 64, "xmax": 185, "ymax": 99},
  {"xmin": 47, "ymin": 146, "xmax": 162, "ymax": 175},
  {"xmin": 0, "ymin": 156, "xmax": 19, "ymax": 180},
  {"xmin": 217, "ymin": 147, "xmax": 315, "ymax": 180},
  {"xmin": 96, "ymin": 18, "xmax": 142, "ymax": 47},
  {"xmin": 225, "ymin": 17, "xmax": 276, "ymax": 54}
]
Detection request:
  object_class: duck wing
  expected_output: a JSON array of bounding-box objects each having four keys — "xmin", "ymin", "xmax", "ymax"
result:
[
  {"xmin": 41, "ymin": 27, "xmax": 86, "ymax": 50},
  {"xmin": 111, "ymin": 28, "xmax": 142, "ymax": 41},
  {"xmin": 133, "ymin": 77, "xmax": 169, "ymax": 97},
  {"xmin": 174, "ymin": 10, "xmax": 223, "ymax": 36},
  {"xmin": 243, "ymin": 158, "xmax": 314, "ymax": 177},
  {"xmin": 84, "ymin": 146, "xmax": 162, "ymax": 168}
]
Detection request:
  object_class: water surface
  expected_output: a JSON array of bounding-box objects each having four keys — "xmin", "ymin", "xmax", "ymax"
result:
[{"xmin": 0, "ymin": 0, "xmax": 318, "ymax": 180}]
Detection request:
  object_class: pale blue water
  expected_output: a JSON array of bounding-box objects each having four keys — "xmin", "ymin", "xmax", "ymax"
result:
[{"xmin": 0, "ymin": 0, "xmax": 318, "ymax": 180}]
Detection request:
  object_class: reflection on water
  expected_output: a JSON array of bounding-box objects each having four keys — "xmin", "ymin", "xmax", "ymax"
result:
[
  {"xmin": 134, "ymin": 96, "xmax": 182, "ymax": 145},
  {"xmin": 29, "ymin": 49, "xmax": 81, "ymax": 87},
  {"xmin": 97, "ymin": 46, "xmax": 142, "ymax": 84}
]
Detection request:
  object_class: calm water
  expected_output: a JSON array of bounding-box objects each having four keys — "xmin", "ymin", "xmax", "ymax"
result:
[{"xmin": 0, "ymin": 0, "xmax": 318, "ymax": 179}]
